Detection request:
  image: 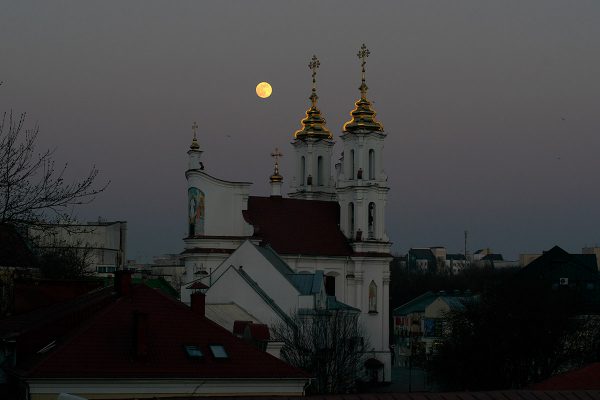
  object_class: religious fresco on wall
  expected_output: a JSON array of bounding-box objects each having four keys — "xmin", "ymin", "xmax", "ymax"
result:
[
  {"xmin": 188, "ymin": 187, "xmax": 205, "ymax": 236},
  {"xmin": 368, "ymin": 280, "xmax": 377, "ymax": 313}
]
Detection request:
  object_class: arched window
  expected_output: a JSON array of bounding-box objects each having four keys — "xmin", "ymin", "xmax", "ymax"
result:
[
  {"xmin": 348, "ymin": 202, "xmax": 355, "ymax": 237},
  {"xmin": 300, "ymin": 156, "xmax": 306, "ymax": 185},
  {"xmin": 325, "ymin": 274, "xmax": 335, "ymax": 296},
  {"xmin": 369, "ymin": 280, "xmax": 377, "ymax": 313},
  {"xmin": 349, "ymin": 150, "xmax": 355, "ymax": 180},
  {"xmin": 317, "ymin": 156, "xmax": 323, "ymax": 186},
  {"xmin": 368, "ymin": 202, "xmax": 375, "ymax": 239},
  {"xmin": 368, "ymin": 149, "xmax": 375, "ymax": 180}
]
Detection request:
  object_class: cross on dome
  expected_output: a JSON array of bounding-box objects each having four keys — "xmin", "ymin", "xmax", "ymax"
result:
[
  {"xmin": 293, "ymin": 54, "xmax": 332, "ymax": 140},
  {"xmin": 343, "ymin": 44, "xmax": 384, "ymax": 133},
  {"xmin": 190, "ymin": 121, "xmax": 200, "ymax": 150},
  {"xmin": 270, "ymin": 147, "xmax": 283, "ymax": 183}
]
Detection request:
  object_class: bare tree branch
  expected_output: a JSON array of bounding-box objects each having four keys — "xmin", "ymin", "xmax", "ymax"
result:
[
  {"xmin": 0, "ymin": 109, "xmax": 108, "ymax": 227},
  {"xmin": 272, "ymin": 309, "xmax": 370, "ymax": 394}
]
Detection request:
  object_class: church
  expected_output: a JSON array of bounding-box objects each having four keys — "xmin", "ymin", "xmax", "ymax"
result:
[{"xmin": 181, "ymin": 45, "xmax": 393, "ymax": 381}]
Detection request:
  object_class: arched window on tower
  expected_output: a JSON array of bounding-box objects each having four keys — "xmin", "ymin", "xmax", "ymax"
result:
[
  {"xmin": 368, "ymin": 149, "xmax": 375, "ymax": 180},
  {"xmin": 348, "ymin": 202, "xmax": 355, "ymax": 238},
  {"xmin": 300, "ymin": 156, "xmax": 306, "ymax": 185},
  {"xmin": 368, "ymin": 280, "xmax": 377, "ymax": 313},
  {"xmin": 349, "ymin": 150, "xmax": 355, "ymax": 180},
  {"xmin": 368, "ymin": 202, "xmax": 376, "ymax": 239},
  {"xmin": 325, "ymin": 274, "xmax": 336, "ymax": 296},
  {"xmin": 317, "ymin": 156, "xmax": 323, "ymax": 186}
]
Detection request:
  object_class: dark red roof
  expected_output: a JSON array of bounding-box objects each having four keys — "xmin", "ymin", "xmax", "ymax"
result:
[
  {"xmin": 23, "ymin": 284, "xmax": 308, "ymax": 380},
  {"xmin": 243, "ymin": 196, "xmax": 352, "ymax": 256},
  {"xmin": 111, "ymin": 390, "xmax": 600, "ymax": 400},
  {"xmin": 531, "ymin": 363, "xmax": 600, "ymax": 390},
  {"xmin": 14, "ymin": 279, "xmax": 104, "ymax": 315}
]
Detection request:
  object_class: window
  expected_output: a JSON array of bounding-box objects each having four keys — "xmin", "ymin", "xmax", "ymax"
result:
[
  {"xmin": 209, "ymin": 344, "xmax": 229, "ymax": 359},
  {"xmin": 317, "ymin": 156, "xmax": 323, "ymax": 186},
  {"xmin": 300, "ymin": 156, "xmax": 306, "ymax": 185},
  {"xmin": 184, "ymin": 345, "xmax": 204, "ymax": 359},
  {"xmin": 97, "ymin": 266, "xmax": 116, "ymax": 274},
  {"xmin": 349, "ymin": 150, "xmax": 355, "ymax": 180},
  {"xmin": 325, "ymin": 275, "xmax": 335, "ymax": 296},
  {"xmin": 368, "ymin": 202, "xmax": 376, "ymax": 239},
  {"xmin": 368, "ymin": 149, "xmax": 375, "ymax": 179},
  {"xmin": 369, "ymin": 280, "xmax": 377, "ymax": 313},
  {"xmin": 348, "ymin": 202, "xmax": 355, "ymax": 237}
]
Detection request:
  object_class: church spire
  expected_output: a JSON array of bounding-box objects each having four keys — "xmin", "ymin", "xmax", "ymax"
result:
[
  {"xmin": 294, "ymin": 55, "xmax": 332, "ymax": 140},
  {"xmin": 343, "ymin": 44, "xmax": 384, "ymax": 133},
  {"xmin": 270, "ymin": 147, "xmax": 283, "ymax": 183},
  {"xmin": 269, "ymin": 147, "xmax": 283, "ymax": 197},
  {"xmin": 190, "ymin": 121, "xmax": 200, "ymax": 150}
]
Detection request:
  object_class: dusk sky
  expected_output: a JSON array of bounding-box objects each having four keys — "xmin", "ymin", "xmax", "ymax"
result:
[{"xmin": 1, "ymin": 1, "xmax": 599, "ymax": 261}]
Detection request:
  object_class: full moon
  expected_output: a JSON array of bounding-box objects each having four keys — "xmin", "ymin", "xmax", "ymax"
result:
[{"xmin": 256, "ymin": 82, "xmax": 272, "ymax": 98}]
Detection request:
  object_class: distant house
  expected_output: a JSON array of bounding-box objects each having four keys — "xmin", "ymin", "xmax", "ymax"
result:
[
  {"xmin": 517, "ymin": 245, "xmax": 599, "ymax": 309},
  {"xmin": 0, "ymin": 272, "xmax": 310, "ymax": 399},
  {"xmin": 392, "ymin": 290, "xmax": 477, "ymax": 363},
  {"xmin": 422, "ymin": 294, "xmax": 478, "ymax": 353},
  {"xmin": 445, "ymin": 253, "xmax": 468, "ymax": 274},
  {"xmin": 27, "ymin": 220, "xmax": 127, "ymax": 277},
  {"xmin": 407, "ymin": 248, "xmax": 438, "ymax": 273}
]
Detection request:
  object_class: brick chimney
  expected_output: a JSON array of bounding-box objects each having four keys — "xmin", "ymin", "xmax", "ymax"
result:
[
  {"xmin": 114, "ymin": 270, "xmax": 132, "ymax": 296},
  {"xmin": 133, "ymin": 311, "xmax": 148, "ymax": 359},
  {"xmin": 190, "ymin": 292, "xmax": 206, "ymax": 317}
]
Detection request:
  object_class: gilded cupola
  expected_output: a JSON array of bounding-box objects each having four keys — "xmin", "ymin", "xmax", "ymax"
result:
[
  {"xmin": 343, "ymin": 44, "xmax": 384, "ymax": 133},
  {"xmin": 294, "ymin": 55, "xmax": 333, "ymax": 140}
]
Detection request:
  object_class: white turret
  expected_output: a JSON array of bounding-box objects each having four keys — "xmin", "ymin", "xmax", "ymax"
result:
[
  {"xmin": 336, "ymin": 45, "xmax": 390, "ymax": 245},
  {"xmin": 288, "ymin": 55, "xmax": 336, "ymax": 201}
]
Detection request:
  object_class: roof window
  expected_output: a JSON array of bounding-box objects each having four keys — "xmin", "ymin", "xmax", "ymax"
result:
[
  {"xmin": 209, "ymin": 344, "xmax": 228, "ymax": 359},
  {"xmin": 184, "ymin": 345, "xmax": 204, "ymax": 359}
]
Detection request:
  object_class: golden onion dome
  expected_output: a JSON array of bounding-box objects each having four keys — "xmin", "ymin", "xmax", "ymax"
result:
[
  {"xmin": 343, "ymin": 44, "xmax": 384, "ymax": 134},
  {"xmin": 294, "ymin": 55, "xmax": 332, "ymax": 140}
]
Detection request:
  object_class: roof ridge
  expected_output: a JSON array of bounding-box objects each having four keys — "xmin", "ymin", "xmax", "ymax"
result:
[{"xmin": 236, "ymin": 268, "xmax": 293, "ymax": 325}]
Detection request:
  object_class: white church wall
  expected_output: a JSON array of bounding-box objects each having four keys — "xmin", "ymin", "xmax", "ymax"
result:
[
  {"xmin": 211, "ymin": 241, "xmax": 300, "ymax": 314},
  {"xmin": 206, "ymin": 266, "xmax": 287, "ymax": 328},
  {"xmin": 186, "ymin": 171, "xmax": 253, "ymax": 237}
]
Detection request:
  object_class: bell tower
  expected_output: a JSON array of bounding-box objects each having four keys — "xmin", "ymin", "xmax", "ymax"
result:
[
  {"xmin": 336, "ymin": 45, "xmax": 390, "ymax": 248},
  {"xmin": 289, "ymin": 55, "xmax": 336, "ymax": 201}
]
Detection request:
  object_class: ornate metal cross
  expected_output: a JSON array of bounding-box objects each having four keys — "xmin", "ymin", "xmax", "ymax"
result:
[
  {"xmin": 357, "ymin": 44, "xmax": 370, "ymax": 84},
  {"xmin": 308, "ymin": 55, "xmax": 320, "ymax": 98},
  {"xmin": 271, "ymin": 147, "xmax": 283, "ymax": 165}
]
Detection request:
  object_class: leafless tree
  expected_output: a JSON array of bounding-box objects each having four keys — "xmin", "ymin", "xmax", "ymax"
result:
[
  {"xmin": 271, "ymin": 309, "xmax": 370, "ymax": 394},
  {"xmin": 0, "ymin": 109, "xmax": 108, "ymax": 227}
]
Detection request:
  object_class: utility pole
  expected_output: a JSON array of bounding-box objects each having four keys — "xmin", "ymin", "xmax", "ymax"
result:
[{"xmin": 464, "ymin": 230, "xmax": 468, "ymax": 260}]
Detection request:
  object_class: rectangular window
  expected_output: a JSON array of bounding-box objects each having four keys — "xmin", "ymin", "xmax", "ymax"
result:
[
  {"xmin": 209, "ymin": 344, "xmax": 228, "ymax": 359},
  {"xmin": 184, "ymin": 345, "xmax": 203, "ymax": 359}
]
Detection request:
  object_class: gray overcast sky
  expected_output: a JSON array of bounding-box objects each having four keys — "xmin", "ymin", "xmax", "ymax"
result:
[{"xmin": 1, "ymin": 1, "xmax": 599, "ymax": 261}]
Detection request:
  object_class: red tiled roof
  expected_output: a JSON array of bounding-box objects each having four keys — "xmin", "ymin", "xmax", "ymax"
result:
[
  {"xmin": 24, "ymin": 284, "xmax": 308, "ymax": 380},
  {"xmin": 530, "ymin": 363, "xmax": 600, "ymax": 390},
  {"xmin": 243, "ymin": 196, "xmax": 352, "ymax": 256},
  {"xmin": 14, "ymin": 279, "xmax": 104, "ymax": 315}
]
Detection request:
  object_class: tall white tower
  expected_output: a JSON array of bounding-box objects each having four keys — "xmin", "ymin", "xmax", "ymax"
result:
[
  {"xmin": 336, "ymin": 45, "xmax": 390, "ymax": 249},
  {"xmin": 288, "ymin": 55, "xmax": 336, "ymax": 201}
]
